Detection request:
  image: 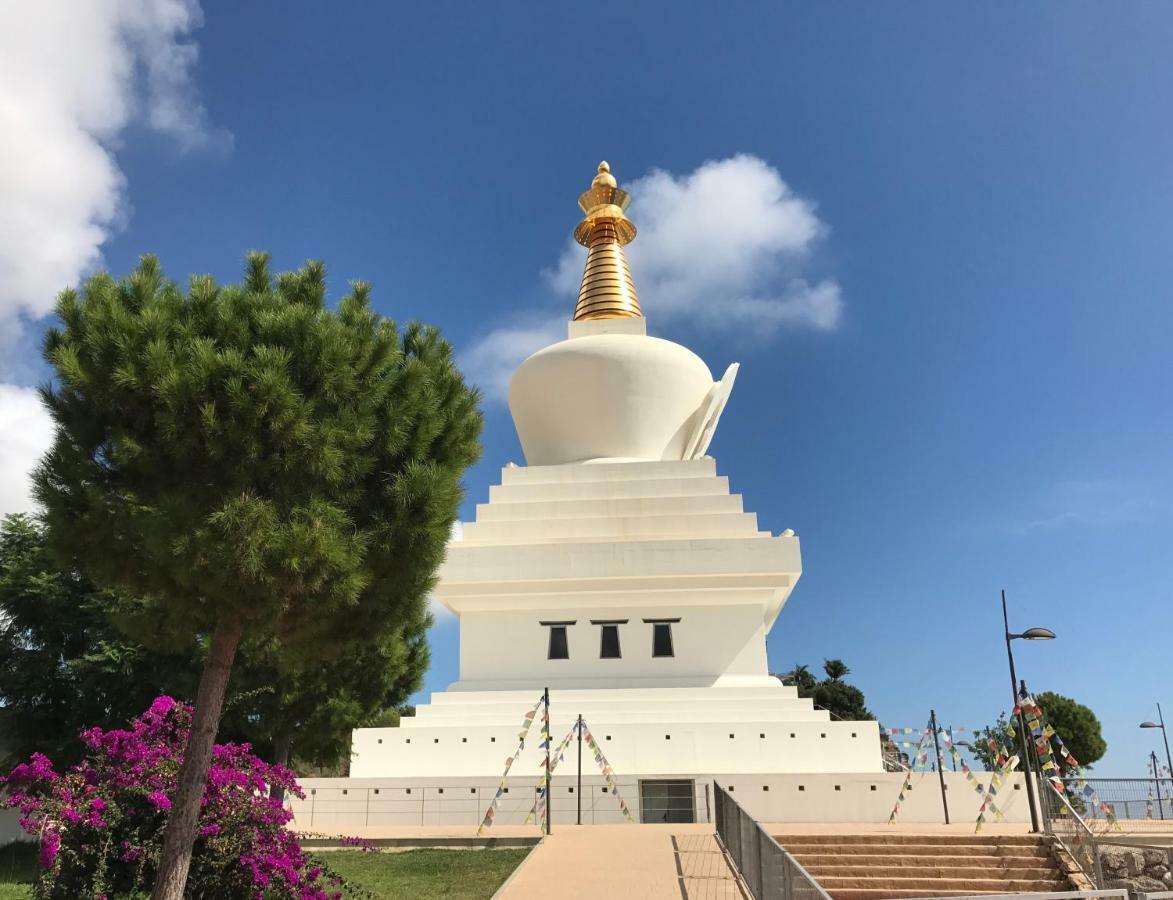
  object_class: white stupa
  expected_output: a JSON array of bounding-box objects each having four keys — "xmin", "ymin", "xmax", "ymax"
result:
[{"xmin": 349, "ymin": 162, "xmax": 882, "ymax": 817}]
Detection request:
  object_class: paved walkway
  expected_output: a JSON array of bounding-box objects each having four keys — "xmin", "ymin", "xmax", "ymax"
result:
[{"xmin": 497, "ymin": 824, "xmax": 744, "ymax": 899}]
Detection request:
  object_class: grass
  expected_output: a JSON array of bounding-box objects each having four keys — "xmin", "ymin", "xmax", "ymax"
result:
[
  {"xmin": 321, "ymin": 848, "xmax": 531, "ymax": 899},
  {"xmin": 0, "ymin": 842, "xmax": 35, "ymax": 900},
  {"xmin": 0, "ymin": 843, "xmax": 531, "ymax": 899}
]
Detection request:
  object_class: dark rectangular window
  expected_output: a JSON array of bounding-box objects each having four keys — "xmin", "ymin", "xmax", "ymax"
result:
[
  {"xmin": 652, "ymin": 622, "xmax": 674, "ymax": 657},
  {"xmin": 548, "ymin": 625, "xmax": 569, "ymax": 660},
  {"xmin": 600, "ymin": 624, "xmax": 621, "ymax": 658}
]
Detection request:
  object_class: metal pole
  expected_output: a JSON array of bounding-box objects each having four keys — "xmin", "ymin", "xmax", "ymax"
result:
[
  {"xmin": 577, "ymin": 714, "xmax": 583, "ymax": 825},
  {"xmin": 1159, "ymin": 704, "xmax": 1173, "ymax": 793},
  {"xmin": 544, "ymin": 686, "xmax": 552, "ymax": 836},
  {"xmin": 931, "ymin": 709, "xmax": 950, "ymax": 824},
  {"xmin": 1004, "ymin": 590, "xmax": 1041, "ymax": 832},
  {"xmin": 1154, "ymin": 751, "xmax": 1166, "ymax": 820}
]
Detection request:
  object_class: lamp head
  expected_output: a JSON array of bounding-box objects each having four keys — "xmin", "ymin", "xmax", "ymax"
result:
[
  {"xmin": 1140, "ymin": 721, "xmax": 1163, "ymax": 729},
  {"xmin": 1019, "ymin": 627, "xmax": 1056, "ymax": 641}
]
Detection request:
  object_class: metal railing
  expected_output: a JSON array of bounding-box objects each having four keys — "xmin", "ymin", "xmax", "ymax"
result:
[
  {"xmin": 713, "ymin": 782, "xmax": 832, "ymax": 900},
  {"xmin": 1041, "ymin": 778, "xmax": 1105, "ymax": 887},
  {"xmin": 1063, "ymin": 778, "xmax": 1173, "ymax": 830}
]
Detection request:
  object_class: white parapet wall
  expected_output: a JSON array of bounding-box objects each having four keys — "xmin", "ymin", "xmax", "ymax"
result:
[{"xmin": 288, "ymin": 772, "xmax": 1033, "ymax": 832}]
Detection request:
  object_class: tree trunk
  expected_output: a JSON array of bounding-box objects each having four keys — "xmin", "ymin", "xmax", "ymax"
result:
[
  {"xmin": 269, "ymin": 732, "xmax": 293, "ymax": 801},
  {"xmin": 150, "ymin": 614, "xmax": 244, "ymax": 900}
]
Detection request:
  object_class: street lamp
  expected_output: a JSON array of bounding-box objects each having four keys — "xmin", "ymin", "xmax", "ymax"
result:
[
  {"xmin": 1140, "ymin": 704, "xmax": 1173, "ymax": 792},
  {"xmin": 1002, "ymin": 590, "xmax": 1056, "ymax": 833}
]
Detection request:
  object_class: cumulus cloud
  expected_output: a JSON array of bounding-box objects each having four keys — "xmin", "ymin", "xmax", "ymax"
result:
[
  {"xmin": 457, "ymin": 314, "xmax": 565, "ymax": 403},
  {"xmin": 0, "ymin": 385, "xmax": 54, "ymax": 516},
  {"xmin": 0, "ymin": 0, "xmax": 227, "ymax": 334},
  {"xmin": 462, "ymin": 155, "xmax": 842, "ymax": 401},
  {"xmin": 0, "ymin": 1, "xmax": 224, "ymax": 514}
]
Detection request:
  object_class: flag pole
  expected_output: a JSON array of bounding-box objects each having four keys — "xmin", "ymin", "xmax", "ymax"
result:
[{"xmin": 544, "ymin": 686, "xmax": 552, "ymax": 835}]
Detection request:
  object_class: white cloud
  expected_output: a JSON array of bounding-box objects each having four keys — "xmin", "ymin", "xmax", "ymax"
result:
[
  {"xmin": 457, "ymin": 314, "xmax": 565, "ymax": 403},
  {"xmin": 426, "ymin": 520, "xmax": 468, "ymax": 619},
  {"xmin": 0, "ymin": 0, "xmax": 227, "ymax": 335},
  {"xmin": 1016, "ymin": 480, "xmax": 1161, "ymax": 533},
  {"xmin": 0, "ymin": 385, "xmax": 54, "ymax": 516},
  {"xmin": 462, "ymin": 155, "xmax": 842, "ymax": 400},
  {"xmin": 545, "ymin": 154, "xmax": 842, "ymax": 332}
]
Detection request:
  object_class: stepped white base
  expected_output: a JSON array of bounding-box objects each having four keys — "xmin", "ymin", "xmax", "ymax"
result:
[
  {"xmin": 350, "ymin": 682, "xmax": 883, "ymax": 778},
  {"xmin": 350, "ymin": 457, "xmax": 882, "ymax": 781}
]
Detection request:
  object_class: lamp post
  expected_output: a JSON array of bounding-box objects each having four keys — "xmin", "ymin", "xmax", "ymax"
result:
[
  {"xmin": 1140, "ymin": 704, "xmax": 1173, "ymax": 790},
  {"xmin": 1151, "ymin": 751, "xmax": 1167, "ymax": 820},
  {"xmin": 1002, "ymin": 589, "xmax": 1056, "ymax": 833}
]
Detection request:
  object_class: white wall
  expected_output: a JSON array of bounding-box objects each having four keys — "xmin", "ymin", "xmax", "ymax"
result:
[
  {"xmin": 288, "ymin": 772, "xmax": 1033, "ymax": 831},
  {"xmin": 351, "ymin": 712, "xmax": 882, "ymax": 778},
  {"xmin": 0, "ymin": 808, "xmax": 28, "ymax": 843},
  {"xmin": 457, "ymin": 603, "xmax": 768, "ymax": 688}
]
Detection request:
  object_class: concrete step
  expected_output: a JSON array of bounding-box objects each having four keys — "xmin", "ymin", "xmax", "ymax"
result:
[
  {"xmin": 831, "ymin": 890, "xmax": 1033, "ymax": 900},
  {"xmin": 778, "ymin": 834, "xmax": 1044, "ymax": 847},
  {"xmin": 801, "ymin": 864, "xmax": 1061, "ymax": 880},
  {"xmin": 782, "ymin": 841, "xmax": 1053, "ymax": 858},
  {"xmin": 793, "ymin": 853, "xmax": 1059, "ymax": 870},
  {"xmin": 774, "ymin": 833, "xmax": 1074, "ymax": 900},
  {"xmin": 815, "ymin": 875, "xmax": 1069, "ymax": 892}
]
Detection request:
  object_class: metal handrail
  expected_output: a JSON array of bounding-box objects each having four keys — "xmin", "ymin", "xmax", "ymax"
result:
[
  {"xmin": 1042, "ymin": 778, "xmax": 1105, "ymax": 887},
  {"xmin": 713, "ymin": 782, "xmax": 832, "ymax": 900}
]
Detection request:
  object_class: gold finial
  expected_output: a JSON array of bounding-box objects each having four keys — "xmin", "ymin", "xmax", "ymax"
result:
[
  {"xmin": 572, "ymin": 160, "xmax": 642, "ymax": 321},
  {"xmin": 592, "ymin": 161, "xmax": 617, "ymax": 189}
]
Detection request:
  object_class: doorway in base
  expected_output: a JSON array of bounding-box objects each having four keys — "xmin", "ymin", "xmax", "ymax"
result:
[{"xmin": 639, "ymin": 779, "xmax": 696, "ymax": 823}]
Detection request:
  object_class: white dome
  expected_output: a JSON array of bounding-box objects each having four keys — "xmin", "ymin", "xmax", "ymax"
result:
[{"xmin": 508, "ymin": 331, "xmax": 717, "ymax": 466}]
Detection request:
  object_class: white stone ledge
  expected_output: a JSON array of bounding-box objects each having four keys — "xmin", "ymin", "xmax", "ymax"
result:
[
  {"xmin": 473, "ymin": 492, "xmax": 746, "ymax": 522},
  {"xmin": 428, "ymin": 683, "xmax": 801, "ymax": 702},
  {"xmin": 488, "ymin": 475, "xmax": 730, "ymax": 504},
  {"xmin": 439, "ymin": 536, "xmax": 800, "ymax": 587},
  {"xmin": 460, "ymin": 512, "xmax": 762, "ymax": 545},
  {"xmin": 498, "ymin": 458, "xmax": 717, "ymax": 485}
]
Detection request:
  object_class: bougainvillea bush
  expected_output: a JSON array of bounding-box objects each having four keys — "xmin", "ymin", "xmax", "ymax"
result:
[{"xmin": 1, "ymin": 697, "xmax": 359, "ymax": 899}]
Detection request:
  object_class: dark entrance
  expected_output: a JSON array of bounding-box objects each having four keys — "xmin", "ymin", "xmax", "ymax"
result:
[{"xmin": 639, "ymin": 779, "xmax": 696, "ymax": 823}]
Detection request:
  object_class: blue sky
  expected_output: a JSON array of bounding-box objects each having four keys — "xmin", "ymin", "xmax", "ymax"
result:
[{"xmin": 2, "ymin": 2, "xmax": 1171, "ymax": 775}]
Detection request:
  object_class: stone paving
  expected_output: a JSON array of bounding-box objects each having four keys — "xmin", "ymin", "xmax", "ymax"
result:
[{"xmin": 496, "ymin": 823, "xmax": 744, "ymax": 899}]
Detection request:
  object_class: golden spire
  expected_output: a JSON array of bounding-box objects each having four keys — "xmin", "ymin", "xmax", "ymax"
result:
[{"xmin": 572, "ymin": 161, "xmax": 642, "ymax": 321}]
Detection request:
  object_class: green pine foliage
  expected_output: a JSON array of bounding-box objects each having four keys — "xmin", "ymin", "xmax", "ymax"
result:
[
  {"xmin": 30, "ymin": 254, "xmax": 482, "ymax": 891},
  {"xmin": 0, "ymin": 513, "xmax": 428, "ymax": 773},
  {"xmin": 35, "ymin": 252, "xmax": 481, "ymax": 658},
  {"xmin": 0, "ymin": 514, "xmax": 197, "ymax": 769},
  {"xmin": 972, "ymin": 691, "xmax": 1106, "ymax": 773}
]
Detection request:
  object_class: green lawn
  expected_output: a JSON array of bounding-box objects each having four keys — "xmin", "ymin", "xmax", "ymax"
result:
[
  {"xmin": 322, "ymin": 848, "xmax": 531, "ymax": 899},
  {"xmin": 0, "ymin": 842, "xmax": 35, "ymax": 900},
  {"xmin": 0, "ymin": 843, "xmax": 530, "ymax": 899}
]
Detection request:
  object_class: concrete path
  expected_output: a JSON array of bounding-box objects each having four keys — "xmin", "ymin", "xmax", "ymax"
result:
[{"xmin": 497, "ymin": 824, "xmax": 744, "ymax": 899}]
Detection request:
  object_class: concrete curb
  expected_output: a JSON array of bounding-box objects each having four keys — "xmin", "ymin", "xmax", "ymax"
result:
[
  {"xmin": 301, "ymin": 835, "xmax": 542, "ymax": 851},
  {"xmin": 491, "ymin": 837, "xmax": 545, "ymax": 899}
]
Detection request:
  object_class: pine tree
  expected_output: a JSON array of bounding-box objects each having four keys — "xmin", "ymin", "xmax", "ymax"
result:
[
  {"xmin": 0, "ymin": 513, "xmax": 429, "ymax": 778},
  {"xmin": 34, "ymin": 253, "xmax": 482, "ymax": 900}
]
